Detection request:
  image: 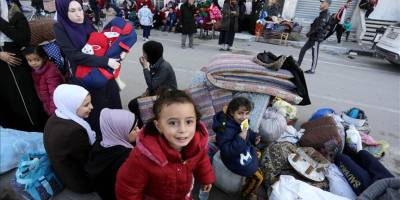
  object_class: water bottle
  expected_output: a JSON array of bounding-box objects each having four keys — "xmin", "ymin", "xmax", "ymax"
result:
[{"xmin": 198, "ymin": 190, "xmax": 209, "ymax": 200}]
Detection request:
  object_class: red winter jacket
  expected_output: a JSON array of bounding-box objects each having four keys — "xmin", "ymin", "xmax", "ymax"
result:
[
  {"xmin": 116, "ymin": 122, "xmax": 215, "ymax": 200},
  {"xmin": 32, "ymin": 61, "xmax": 64, "ymax": 116}
]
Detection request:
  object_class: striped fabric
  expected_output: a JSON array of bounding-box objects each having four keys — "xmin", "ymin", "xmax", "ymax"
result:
[
  {"xmin": 204, "ymin": 54, "xmax": 303, "ymax": 105},
  {"xmin": 137, "ymin": 96, "xmax": 158, "ymax": 124},
  {"xmin": 186, "ymin": 84, "xmax": 216, "ymax": 137}
]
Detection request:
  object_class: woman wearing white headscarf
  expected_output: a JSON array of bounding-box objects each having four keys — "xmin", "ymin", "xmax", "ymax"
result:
[
  {"xmin": 0, "ymin": 0, "xmax": 47, "ymax": 132},
  {"xmin": 44, "ymin": 84, "xmax": 97, "ymax": 194},
  {"xmin": 85, "ymin": 108, "xmax": 139, "ymax": 200}
]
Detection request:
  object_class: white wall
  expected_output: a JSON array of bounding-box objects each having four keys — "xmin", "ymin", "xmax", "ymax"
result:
[
  {"xmin": 368, "ymin": 0, "xmax": 400, "ymax": 21},
  {"xmin": 282, "ymin": 0, "xmax": 298, "ymax": 20}
]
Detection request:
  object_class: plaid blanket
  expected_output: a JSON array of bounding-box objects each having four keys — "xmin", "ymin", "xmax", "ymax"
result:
[{"xmin": 204, "ymin": 54, "xmax": 303, "ymax": 104}]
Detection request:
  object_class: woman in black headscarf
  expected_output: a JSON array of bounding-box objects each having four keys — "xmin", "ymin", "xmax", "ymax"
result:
[
  {"xmin": 0, "ymin": 0, "xmax": 47, "ymax": 132},
  {"xmin": 128, "ymin": 40, "xmax": 177, "ymax": 128}
]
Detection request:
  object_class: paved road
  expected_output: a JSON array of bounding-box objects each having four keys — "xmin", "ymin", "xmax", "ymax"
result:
[{"xmin": 118, "ymin": 30, "xmax": 399, "ymax": 199}]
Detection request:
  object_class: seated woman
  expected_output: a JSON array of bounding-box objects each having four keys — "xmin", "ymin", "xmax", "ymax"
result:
[
  {"xmin": 128, "ymin": 40, "xmax": 177, "ymax": 127},
  {"xmin": 44, "ymin": 84, "xmax": 99, "ymax": 198},
  {"xmin": 85, "ymin": 108, "xmax": 139, "ymax": 200}
]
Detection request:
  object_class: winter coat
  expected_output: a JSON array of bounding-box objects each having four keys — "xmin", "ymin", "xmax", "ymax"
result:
[
  {"xmin": 307, "ymin": 9, "xmax": 330, "ymax": 42},
  {"xmin": 209, "ymin": 3, "xmax": 222, "ymax": 21},
  {"xmin": 0, "ymin": 11, "xmax": 47, "ymax": 132},
  {"xmin": 138, "ymin": 6, "xmax": 153, "ymax": 26},
  {"xmin": 32, "ymin": 61, "xmax": 64, "ymax": 116},
  {"xmin": 212, "ymin": 111, "xmax": 259, "ymax": 177},
  {"xmin": 179, "ymin": 2, "xmax": 197, "ymax": 34},
  {"xmin": 115, "ymin": 122, "xmax": 215, "ymax": 200},
  {"xmin": 220, "ymin": 2, "xmax": 239, "ymax": 32},
  {"xmin": 44, "ymin": 115, "xmax": 94, "ymax": 193},
  {"xmin": 85, "ymin": 142, "xmax": 131, "ymax": 200},
  {"xmin": 144, "ymin": 57, "xmax": 177, "ymax": 96}
]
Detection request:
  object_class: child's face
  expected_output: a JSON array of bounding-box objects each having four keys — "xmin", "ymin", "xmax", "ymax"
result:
[
  {"xmin": 26, "ymin": 54, "xmax": 44, "ymax": 69},
  {"xmin": 76, "ymin": 95, "xmax": 93, "ymax": 118},
  {"xmin": 154, "ymin": 102, "xmax": 197, "ymax": 151},
  {"xmin": 231, "ymin": 106, "xmax": 250, "ymax": 124}
]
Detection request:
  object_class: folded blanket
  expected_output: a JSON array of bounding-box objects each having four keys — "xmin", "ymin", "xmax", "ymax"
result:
[{"xmin": 203, "ymin": 54, "xmax": 303, "ymax": 104}]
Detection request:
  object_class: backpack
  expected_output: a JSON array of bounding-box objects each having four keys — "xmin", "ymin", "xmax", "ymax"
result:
[{"xmin": 12, "ymin": 153, "xmax": 63, "ymax": 200}]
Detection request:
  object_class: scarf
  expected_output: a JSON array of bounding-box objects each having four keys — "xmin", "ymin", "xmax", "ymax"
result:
[
  {"xmin": 100, "ymin": 108, "xmax": 136, "ymax": 149},
  {"xmin": 55, "ymin": 0, "xmax": 96, "ymax": 49},
  {"xmin": 54, "ymin": 84, "xmax": 96, "ymax": 144}
]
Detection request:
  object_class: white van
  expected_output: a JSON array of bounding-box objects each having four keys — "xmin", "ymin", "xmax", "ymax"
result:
[{"xmin": 376, "ymin": 23, "xmax": 400, "ymax": 65}]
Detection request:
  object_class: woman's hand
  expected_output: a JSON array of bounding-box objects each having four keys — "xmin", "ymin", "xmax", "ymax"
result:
[
  {"xmin": 139, "ymin": 56, "xmax": 150, "ymax": 69},
  {"xmin": 128, "ymin": 127, "xmax": 140, "ymax": 143},
  {"xmin": 108, "ymin": 58, "xmax": 120, "ymax": 69},
  {"xmin": 0, "ymin": 52, "xmax": 22, "ymax": 66},
  {"xmin": 201, "ymin": 184, "xmax": 212, "ymax": 192}
]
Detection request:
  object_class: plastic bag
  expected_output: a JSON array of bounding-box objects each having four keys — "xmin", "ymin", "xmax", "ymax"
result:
[
  {"xmin": 0, "ymin": 127, "xmax": 45, "ymax": 174},
  {"xmin": 13, "ymin": 153, "xmax": 63, "ymax": 200},
  {"xmin": 269, "ymin": 175, "xmax": 351, "ymax": 200},
  {"xmin": 259, "ymin": 107, "xmax": 287, "ymax": 144}
]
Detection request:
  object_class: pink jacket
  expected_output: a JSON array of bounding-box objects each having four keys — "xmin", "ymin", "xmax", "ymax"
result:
[{"xmin": 32, "ymin": 61, "xmax": 64, "ymax": 116}]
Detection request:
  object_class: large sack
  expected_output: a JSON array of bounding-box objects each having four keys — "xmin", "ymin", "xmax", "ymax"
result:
[
  {"xmin": 212, "ymin": 151, "xmax": 246, "ymax": 194},
  {"xmin": 259, "ymin": 107, "xmax": 287, "ymax": 144},
  {"xmin": 299, "ymin": 116, "xmax": 342, "ymax": 161}
]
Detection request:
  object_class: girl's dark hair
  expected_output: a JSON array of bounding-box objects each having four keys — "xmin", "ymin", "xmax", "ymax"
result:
[
  {"xmin": 226, "ymin": 97, "xmax": 253, "ymax": 116},
  {"xmin": 144, "ymin": 88, "xmax": 202, "ymax": 135},
  {"xmin": 22, "ymin": 46, "xmax": 48, "ymax": 60}
]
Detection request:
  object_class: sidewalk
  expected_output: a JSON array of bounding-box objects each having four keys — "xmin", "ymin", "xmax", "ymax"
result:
[{"xmin": 233, "ymin": 32, "xmax": 375, "ymax": 56}]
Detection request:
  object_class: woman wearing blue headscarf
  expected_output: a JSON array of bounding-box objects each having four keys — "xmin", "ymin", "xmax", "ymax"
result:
[{"xmin": 54, "ymin": 0, "xmax": 122, "ymax": 136}]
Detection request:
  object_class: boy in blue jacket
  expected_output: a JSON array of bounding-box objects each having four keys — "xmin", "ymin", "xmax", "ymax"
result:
[{"xmin": 213, "ymin": 97, "xmax": 263, "ymax": 199}]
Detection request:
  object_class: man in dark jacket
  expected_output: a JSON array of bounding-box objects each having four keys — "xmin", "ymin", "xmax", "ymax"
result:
[
  {"xmin": 128, "ymin": 41, "xmax": 177, "ymax": 127},
  {"xmin": 297, "ymin": 0, "xmax": 331, "ymax": 74},
  {"xmin": 180, "ymin": 0, "xmax": 196, "ymax": 48}
]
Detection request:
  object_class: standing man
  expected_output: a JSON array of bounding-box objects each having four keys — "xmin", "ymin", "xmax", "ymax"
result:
[
  {"xmin": 297, "ymin": 0, "xmax": 331, "ymax": 74},
  {"xmin": 180, "ymin": 0, "xmax": 196, "ymax": 49},
  {"xmin": 325, "ymin": 0, "xmax": 352, "ymax": 43}
]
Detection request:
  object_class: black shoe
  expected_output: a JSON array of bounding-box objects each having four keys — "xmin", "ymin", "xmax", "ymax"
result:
[
  {"xmin": 304, "ymin": 69, "xmax": 315, "ymax": 74},
  {"xmin": 219, "ymin": 48, "xmax": 225, "ymax": 51},
  {"xmin": 226, "ymin": 48, "xmax": 232, "ymax": 51}
]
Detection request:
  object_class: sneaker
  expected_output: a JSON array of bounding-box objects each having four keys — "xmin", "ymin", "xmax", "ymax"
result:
[
  {"xmin": 142, "ymin": 38, "xmax": 146, "ymax": 41},
  {"xmin": 226, "ymin": 48, "xmax": 232, "ymax": 51},
  {"xmin": 219, "ymin": 48, "xmax": 225, "ymax": 51},
  {"xmin": 189, "ymin": 45, "xmax": 194, "ymax": 49},
  {"xmin": 304, "ymin": 69, "xmax": 315, "ymax": 74},
  {"xmin": 181, "ymin": 45, "xmax": 186, "ymax": 49}
]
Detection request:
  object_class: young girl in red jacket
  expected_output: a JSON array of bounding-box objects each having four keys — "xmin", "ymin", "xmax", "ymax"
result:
[
  {"xmin": 23, "ymin": 46, "xmax": 64, "ymax": 116},
  {"xmin": 116, "ymin": 89, "xmax": 215, "ymax": 200}
]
